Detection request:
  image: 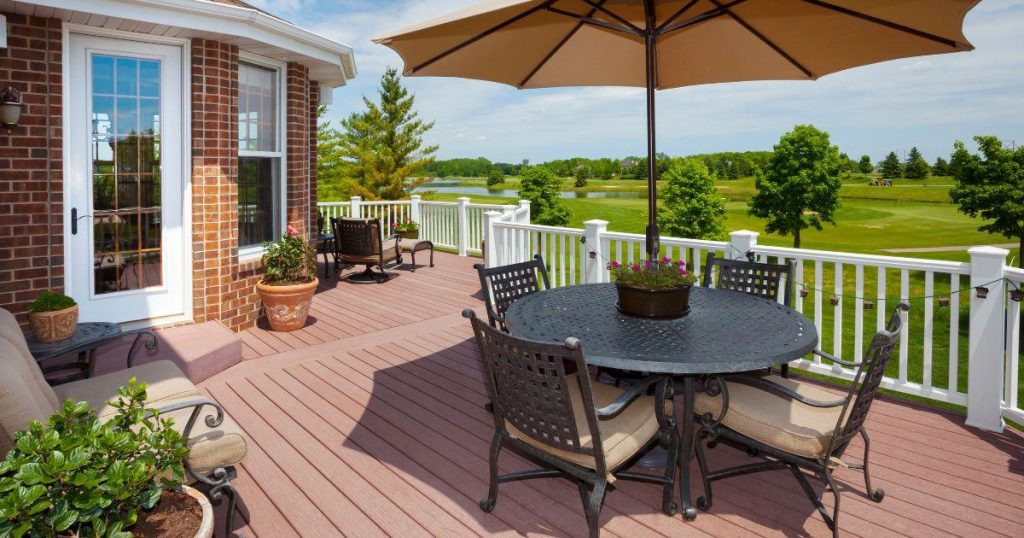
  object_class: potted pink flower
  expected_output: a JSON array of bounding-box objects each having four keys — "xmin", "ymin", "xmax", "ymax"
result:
[
  {"xmin": 609, "ymin": 257, "xmax": 696, "ymax": 318},
  {"xmin": 391, "ymin": 218, "xmax": 420, "ymax": 240},
  {"xmin": 256, "ymin": 225, "xmax": 318, "ymax": 331}
]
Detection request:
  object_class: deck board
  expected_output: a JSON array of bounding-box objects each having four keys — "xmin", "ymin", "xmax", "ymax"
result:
[{"xmin": 197, "ymin": 252, "xmax": 1024, "ymax": 537}]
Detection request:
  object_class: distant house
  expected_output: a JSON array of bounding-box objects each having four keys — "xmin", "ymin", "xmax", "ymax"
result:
[
  {"xmin": 0, "ymin": 0, "xmax": 356, "ymax": 330},
  {"xmin": 620, "ymin": 157, "xmax": 639, "ymax": 171}
]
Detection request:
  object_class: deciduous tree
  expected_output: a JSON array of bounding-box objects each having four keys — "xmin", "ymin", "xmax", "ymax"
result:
[
  {"xmin": 949, "ymin": 136, "xmax": 1024, "ymax": 268},
  {"xmin": 486, "ymin": 168, "xmax": 505, "ymax": 187},
  {"xmin": 518, "ymin": 166, "xmax": 570, "ymax": 226},
  {"xmin": 858, "ymin": 154, "xmax": 874, "ymax": 174},
  {"xmin": 748, "ymin": 125, "xmax": 844, "ymax": 248},
  {"xmin": 658, "ymin": 158, "xmax": 727, "ymax": 240}
]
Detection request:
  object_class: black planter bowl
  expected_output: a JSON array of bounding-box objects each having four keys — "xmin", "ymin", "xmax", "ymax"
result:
[{"xmin": 615, "ymin": 284, "xmax": 692, "ymax": 319}]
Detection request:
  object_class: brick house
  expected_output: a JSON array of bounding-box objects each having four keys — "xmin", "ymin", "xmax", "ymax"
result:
[{"xmin": 0, "ymin": 0, "xmax": 356, "ymax": 331}]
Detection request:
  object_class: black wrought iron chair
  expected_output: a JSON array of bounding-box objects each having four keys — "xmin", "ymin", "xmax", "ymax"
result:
[
  {"xmin": 464, "ymin": 310, "xmax": 679, "ymax": 538},
  {"xmin": 315, "ymin": 212, "xmax": 334, "ymax": 279},
  {"xmin": 473, "ymin": 254, "xmax": 550, "ymax": 332},
  {"xmin": 691, "ymin": 304, "xmax": 906, "ymax": 537},
  {"xmin": 332, "ymin": 217, "xmax": 403, "ymax": 283},
  {"xmin": 703, "ymin": 252, "xmax": 795, "ymax": 376}
]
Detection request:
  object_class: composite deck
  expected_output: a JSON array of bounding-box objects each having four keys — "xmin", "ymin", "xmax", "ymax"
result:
[{"xmin": 198, "ymin": 252, "xmax": 1024, "ymax": 537}]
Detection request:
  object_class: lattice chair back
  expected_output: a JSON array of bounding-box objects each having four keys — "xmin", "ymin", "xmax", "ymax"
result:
[
  {"xmin": 317, "ymin": 212, "xmax": 325, "ymax": 235},
  {"xmin": 828, "ymin": 304, "xmax": 905, "ymax": 457},
  {"xmin": 334, "ymin": 217, "xmax": 382, "ymax": 257},
  {"xmin": 702, "ymin": 252, "xmax": 794, "ymax": 306},
  {"xmin": 474, "ymin": 255, "xmax": 552, "ymax": 332},
  {"xmin": 467, "ymin": 311, "xmax": 605, "ymax": 465}
]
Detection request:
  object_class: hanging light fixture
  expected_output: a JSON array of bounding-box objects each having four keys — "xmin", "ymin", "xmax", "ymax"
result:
[
  {"xmin": 1011, "ymin": 289, "xmax": 1024, "ymax": 302},
  {"xmin": 0, "ymin": 87, "xmax": 23, "ymax": 131},
  {"xmin": 863, "ymin": 300, "xmax": 875, "ymax": 310},
  {"xmin": 937, "ymin": 296, "xmax": 951, "ymax": 307},
  {"xmin": 975, "ymin": 286, "xmax": 989, "ymax": 299}
]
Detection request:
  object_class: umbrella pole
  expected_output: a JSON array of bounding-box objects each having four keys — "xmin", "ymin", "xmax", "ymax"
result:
[{"xmin": 644, "ymin": 31, "xmax": 659, "ymax": 260}]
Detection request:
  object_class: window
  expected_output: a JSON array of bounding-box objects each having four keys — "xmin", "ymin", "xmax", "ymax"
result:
[{"xmin": 237, "ymin": 59, "xmax": 283, "ymax": 250}]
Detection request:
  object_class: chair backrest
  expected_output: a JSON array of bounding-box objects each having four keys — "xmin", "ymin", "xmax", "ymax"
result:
[
  {"xmin": 702, "ymin": 252, "xmax": 794, "ymax": 306},
  {"xmin": 316, "ymin": 212, "xmax": 325, "ymax": 235},
  {"xmin": 0, "ymin": 308, "xmax": 60, "ymax": 455},
  {"xmin": 333, "ymin": 217, "xmax": 382, "ymax": 257},
  {"xmin": 473, "ymin": 254, "xmax": 551, "ymax": 332},
  {"xmin": 466, "ymin": 311, "xmax": 604, "ymax": 465},
  {"xmin": 827, "ymin": 304, "xmax": 906, "ymax": 457}
]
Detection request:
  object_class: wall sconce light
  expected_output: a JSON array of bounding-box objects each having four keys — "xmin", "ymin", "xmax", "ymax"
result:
[
  {"xmin": 0, "ymin": 87, "xmax": 23, "ymax": 131},
  {"xmin": 975, "ymin": 286, "xmax": 989, "ymax": 299},
  {"xmin": 1011, "ymin": 289, "xmax": 1024, "ymax": 302}
]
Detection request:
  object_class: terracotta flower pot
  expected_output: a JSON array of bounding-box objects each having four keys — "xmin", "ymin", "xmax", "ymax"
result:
[
  {"xmin": 616, "ymin": 284, "xmax": 692, "ymax": 319},
  {"xmin": 135, "ymin": 485, "xmax": 213, "ymax": 538},
  {"xmin": 28, "ymin": 305, "xmax": 79, "ymax": 343},
  {"xmin": 256, "ymin": 278, "xmax": 318, "ymax": 331}
]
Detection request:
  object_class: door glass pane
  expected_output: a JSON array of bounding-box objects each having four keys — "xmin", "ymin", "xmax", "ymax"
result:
[{"xmin": 91, "ymin": 54, "xmax": 162, "ymax": 295}]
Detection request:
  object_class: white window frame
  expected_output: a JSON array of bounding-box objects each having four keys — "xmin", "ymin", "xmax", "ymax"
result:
[{"xmin": 237, "ymin": 51, "xmax": 287, "ymax": 259}]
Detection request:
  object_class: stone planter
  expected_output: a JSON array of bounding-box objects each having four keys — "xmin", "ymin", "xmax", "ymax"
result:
[
  {"xmin": 256, "ymin": 278, "xmax": 318, "ymax": 331},
  {"xmin": 184, "ymin": 485, "xmax": 215, "ymax": 538},
  {"xmin": 397, "ymin": 229, "xmax": 419, "ymax": 240},
  {"xmin": 28, "ymin": 305, "xmax": 79, "ymax": 343},
  {"xmin": 616, "ymin": 284, "xmax": 692, "ymax": 319},
  {"xmin": 134, "ymin": 485, "xmax": 213, "ymax": 538}
]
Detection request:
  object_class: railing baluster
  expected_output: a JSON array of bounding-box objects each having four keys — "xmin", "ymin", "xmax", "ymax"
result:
[
  {"xmin": 923, "ymin": 271, "xmax": 934, "ymax": 390},
  {"xmin": 833, "ymin": 262, "xmax": 843, "ymax": 372},
  {"xmin": 877, "ymin": 267, "xmax": 887, "ymax": 332},
  {"xmin": 854, "ymin": 264, "xmax": 864, "ymax": 362},
  {"xmin": 899, "ymin": 269, "xmax": 910, "ymax": 384},
  {"xmin": 569, "ymin": 234, "xmax": 577, "ymax": 285},
  {"xmin": 814, "ymin": 260, "xmax": 823, "ymax": 359},
  {"xmin": 795, "ymin": 257, "xmax": 805, "ymax": 313},
  {"xmin": 949, "ymin": 273, "xmax": 960, "ymax": 395}
]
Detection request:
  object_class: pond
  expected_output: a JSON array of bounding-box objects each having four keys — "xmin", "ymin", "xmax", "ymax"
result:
[{"xmin": 412, "ymin": 184, "xmax": 643, "ymax": 199}]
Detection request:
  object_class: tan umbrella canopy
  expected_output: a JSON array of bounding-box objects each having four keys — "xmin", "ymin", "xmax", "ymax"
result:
[{"xmin": 374, "ymin": 0, "xmax": 979, "ymax": 257}]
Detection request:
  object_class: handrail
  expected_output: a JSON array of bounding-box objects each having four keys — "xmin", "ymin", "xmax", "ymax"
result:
[{"xmin": 753, "ymin": 244, "xmax": 970, "ymax": 274}]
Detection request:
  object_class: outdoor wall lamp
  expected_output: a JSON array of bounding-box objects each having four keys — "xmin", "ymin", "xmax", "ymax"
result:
[
  {"xmin": 0, "ymin": 87, "xmax": 23, "ymax": 131},
  {"xmin": 975, "ymin": 286, "xmax": 989, "ymax": 299}
]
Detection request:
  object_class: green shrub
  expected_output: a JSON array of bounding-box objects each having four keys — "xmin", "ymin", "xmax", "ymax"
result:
[
  {"xmin": 262, "ymin": 226, "xmax": 317, "ymax": 285},
  {"xmin": 0, "ymin": 379, "xmax": 189, "ymax": 537},
  {"xmin": 26, "ymin": 290, "xmax": 76, "ymax": 313},
  {"xmin": 486, "ymin": 169, "xmax": 504, "ymax": 187}
]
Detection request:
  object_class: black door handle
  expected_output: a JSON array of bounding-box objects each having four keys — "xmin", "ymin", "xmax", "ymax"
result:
[{"xmin": 72, "ymin": 207, "xmax": 78, "ymax": 235}]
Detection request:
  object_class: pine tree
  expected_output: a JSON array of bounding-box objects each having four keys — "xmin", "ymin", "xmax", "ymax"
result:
[
  {"xmin": 659, "ymin": 158, "xmax": 727, "ymax": 240},
  {"xmin": 904, "ymin": 147, "xmax": 931, "ymax": 179},
  {"xmin": 880, "ymin": 152, "xmax": 903, "ymax": 179},
  {"xmin": 331, "ymin": 68, "xmax": 437, "ymax": 200},
  {"xmin": 932, "ymin": 157, "xmax": 949, "ymax": 176}
]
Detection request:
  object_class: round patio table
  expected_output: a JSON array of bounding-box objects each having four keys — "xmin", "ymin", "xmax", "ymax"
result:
[{"xmin": 504, "ymin": 283, "xmax": 818, "ymax": 520}]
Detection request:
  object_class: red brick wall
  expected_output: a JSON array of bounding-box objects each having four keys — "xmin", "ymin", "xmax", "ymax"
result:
[
  {"xmin": 286, "ymin": 62, "xmax": 312, "ymax": 239},
  {"xmin": 309, "ymin": 81, "xmax": 320, "ymax": 235},
  {"xmin": 0, "ymin": 13, "xmax": 63, "ymax": 324}
]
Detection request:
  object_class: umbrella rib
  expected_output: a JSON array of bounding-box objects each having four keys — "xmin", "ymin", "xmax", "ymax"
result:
[
  {"xmin": 578, "ymin": 0, "xmax": 644, "ymax": 34},
  {"xmin": 659, "ymin": 0, "xmax": 750, "ymax": 35},
  {"xmin": 547, "ymin": 6, "xmax": 641, "ymax": 35},
  {"xmin": 520, "ymin": 0, "xmax": 611, "ymax": 88},
  {"xmin": 409, "ymin": 0, "xmax": 558, "ymax": 75},
  {"xmin": 656, "ymin": 0, "xmax": 700, "ymax": 34},
  {"xmin": 800, "ymin": 0, "xmax": 964, "ymax": 49},
  {"xmin": 709, "ymin": 0, "xmax": 814, "ymax": 78}
]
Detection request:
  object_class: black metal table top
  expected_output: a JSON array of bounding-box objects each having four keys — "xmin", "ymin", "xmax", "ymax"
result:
[
  {"xmin": 505, "ymin": 284, "xmax": 818, "ymax": 375},
  {"xmin": 26, "ymin": 322, "xmax": 121, "ymax": 361}
]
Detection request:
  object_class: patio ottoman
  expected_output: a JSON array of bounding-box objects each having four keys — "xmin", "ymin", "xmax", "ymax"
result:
[{"xmin": 399, "ymin": 238, "xmax": 434, "ymax": 272}]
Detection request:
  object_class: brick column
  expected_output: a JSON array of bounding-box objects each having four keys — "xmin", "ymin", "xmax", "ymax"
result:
[
  {"xmin": 286, "ymin": 63, "xmax": 311, "ymax": 238},
  {"xmin": 309, "ymin": 81, "xmax": 319, "ymax": 236},
  {"xmin": 0, "ymin": 13, "xmax": 63, "ymax": 324}
]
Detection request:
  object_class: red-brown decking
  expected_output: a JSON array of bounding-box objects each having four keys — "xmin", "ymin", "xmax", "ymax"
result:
[{"xmin": 198, "ymin": 252, "xmax": 1024, "ymax": 537}]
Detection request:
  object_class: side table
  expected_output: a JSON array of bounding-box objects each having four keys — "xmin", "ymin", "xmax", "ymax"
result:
[{"xmin": 25, "ymin": 323, "xmax": 157, "ymax": 385}]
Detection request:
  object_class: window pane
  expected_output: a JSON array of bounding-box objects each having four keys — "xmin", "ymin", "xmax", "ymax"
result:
[
  {"xmin": 238, "ymin": 62, "xmax": 277, "ymax": 152},
  {"xmin": 238, "ymin": 157, "xmax": 278, "ymax": 247}
]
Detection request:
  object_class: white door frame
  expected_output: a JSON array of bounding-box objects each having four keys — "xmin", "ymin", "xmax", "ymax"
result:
[{"xmin": 63, "ymin": 25, "xmax": 193, "ymax": 327}]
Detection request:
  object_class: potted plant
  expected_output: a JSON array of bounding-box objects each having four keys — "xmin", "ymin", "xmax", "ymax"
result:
[
  {"xmin": 256, "ymin": 225, "xmax": 318, "ymax": 331},
  {"xmin": 27, "ymin": 290, "xmax": 79, "ymax": 343},
  {"xmin": 392, "ymin": 218, "xmax": 420, "ymax": 240},
  {"xmin": 609, "ymin": 257, "xmax": 697, "ymax": 319},
  {"xmin": 0, "ymin": 379, "xmax": 214, "ymax": 537}
]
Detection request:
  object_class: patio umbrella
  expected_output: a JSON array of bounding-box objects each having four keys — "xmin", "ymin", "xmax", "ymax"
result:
[{"xmin": 373, "ymin": 0, "xmax": 979, "ymax": 258}]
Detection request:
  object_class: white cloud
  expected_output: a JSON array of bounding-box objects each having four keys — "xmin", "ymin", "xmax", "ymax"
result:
[{"xmin": 283, "ymin": 0, "xmax": 1024, "ymax": 162}]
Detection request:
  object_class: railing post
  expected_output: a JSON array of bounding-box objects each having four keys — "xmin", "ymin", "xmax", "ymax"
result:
[
  {"xmin": 518, "ymin": 200, "xmax": 531, "ymax": 223},
  {"xmin": 728, "ymin": 230, "xmax": 759, "ymax": 261},
  {"xmin": 457, "ymin": 197, "xmax": 470, "ymax": 256},
  {"xmin": 483, "ymin": 210, "xmax": 502, "ymax": 267},
  {"xmin": 350, "ymin": 196, "xmax": 362, "ymax": 218},
  {"xmin": 410, "ymin": 195, "xmax": 421, "ymax": 224},
  {"xmin": 967, "ymin": 246, "xmax": 1009, "ymax": 432},
  {"xmin": 583, "ymin": 219, "xmax": 608, "ymax": 284}
]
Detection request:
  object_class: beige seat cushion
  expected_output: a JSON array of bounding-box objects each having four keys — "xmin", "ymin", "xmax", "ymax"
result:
[
  {"xmin": 0, "ymin": 308, "xmax": 60, "ymax": 412},
  {"xmin": 147, "ymin": 404, "xmax": 248, "ymax": 479},
  {"xmin": 694, "ymin": 375, "xmax": 846, "ymax": 459},
  {"xmin": 505, "ymin": 375, "xmax": 665, "ymax": 474},
  {"xmin": 342, "ymin": 238, "xmax": 400, "ymax": 265},
  {"xmin": 54, "ymin": 360, "xmax": 202, "ymax": 419},
  {"xmin": 0, "ymin": 338, "xmax": 58, "ymax": 455}
]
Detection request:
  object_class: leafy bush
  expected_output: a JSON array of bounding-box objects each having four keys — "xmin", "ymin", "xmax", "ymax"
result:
[
  {"xmin": 26, "ymin": 290, "xmax": 76, "ymax": 313},
  {"xmin": 518, "ymin": 166, "xmax": 569, "ymax": 226},
  {"xmin": 658, "ymin": 158, "xmax": 726, "ymax": 241},
  {"xmin": 486, "ymin": 169, "xmax": 504, "ymax": 187},
  {"xmin": 0, "ymin": 379, "xmax": 189, "ymax": 538},
  {"xmin": 609, "ymin": 257, "xmax": 696, "ymax": 291},
  {"xmin": 262, "ymin": 226, "xmax": 317, "ymax": 285}
]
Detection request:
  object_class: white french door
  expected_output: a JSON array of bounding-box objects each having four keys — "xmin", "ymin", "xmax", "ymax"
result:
[{"xmin": 66, "ymin": 34, "xmax": 186, "ymax": 323}]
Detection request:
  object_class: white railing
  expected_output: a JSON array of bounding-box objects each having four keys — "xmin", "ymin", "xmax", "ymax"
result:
[
  {"xmin": 317, "ymin": 195, "xmax": 512, "ymax": 256},
  {"xmin": 483, "ymin": 216, "xmax": 1023, "ymax": 433}
]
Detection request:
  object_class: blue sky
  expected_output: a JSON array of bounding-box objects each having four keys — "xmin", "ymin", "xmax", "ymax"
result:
[{"xmin": 251, "ymin": 0, "xmax": 1024, "ymax": 164}]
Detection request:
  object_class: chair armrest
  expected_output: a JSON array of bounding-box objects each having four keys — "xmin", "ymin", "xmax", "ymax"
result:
[
  {"xmin": 596, "ymin": 376, "xmax": 667, "ymax": 418},
  {"xmin": 729, "ymin": 375, "xmax": 848, "ymax": 408},
  {"xmin": 812, "ymin": 349, "xmax": 862, "ymax": 368},
  {"xmin": 124, "ymin": 329, "xmax": 158, "ymax": 368},
  {"xmin": 152, "ymin": 397, "xmax": 225, "ymax": 439}
]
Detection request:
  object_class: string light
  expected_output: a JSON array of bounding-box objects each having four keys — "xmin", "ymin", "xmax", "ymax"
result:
[
  {"xmin": 975, "ymin": 286, "xmax": 989, "ymax": 299},
  {"xmin": 937, "ymin": 296, "xmax": 950, "ymax": 307},
  {"xmin": 830, "ymin": 295, "xmax": 840, "ymax": 306},
  {"xmin": 863, "ymin": 300, "xmax": 875, "ymax": 310},
  {"xmin": 1011, "ymin": 289, "xmax": 1024, "ymax": 302}
]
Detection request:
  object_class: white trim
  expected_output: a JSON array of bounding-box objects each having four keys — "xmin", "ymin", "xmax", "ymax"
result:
[
  {"xmin": 237, "ymin": 54, "xmax": 287, "ymax": 250},
  {"xmin": 20, "ymin": 0, "xmax": 356, "ymax": 85},
  {"xmin": 64, "ymin": 22, "xmax": 190, "ymax": 47}
]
